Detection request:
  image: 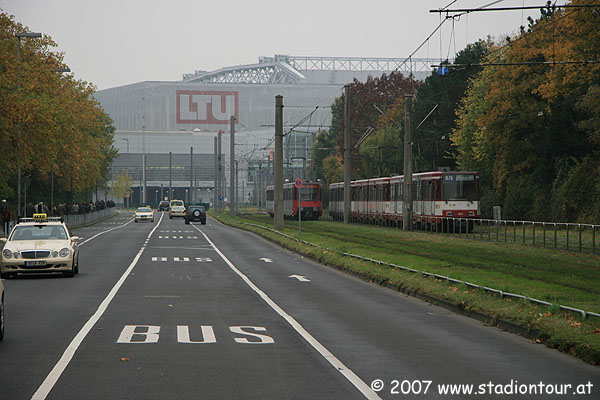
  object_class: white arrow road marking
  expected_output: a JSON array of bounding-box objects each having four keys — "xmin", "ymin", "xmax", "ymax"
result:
[
  {"xmin": 191, "ymin": 225, "xmax": 380, "ymax": 400},
  {"xmin": 289, "ymin": 274, "xmax": 310, "ymax": 282},
  {"xmin": 259, "ymin": 258, "xmax": 273, "ymax": 263}
]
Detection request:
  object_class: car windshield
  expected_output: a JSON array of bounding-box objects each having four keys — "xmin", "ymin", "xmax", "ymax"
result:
[
  {"xmin": 137, "ymin": 208, "xmax": 152, "ymax": 212},
  {"xmin": 171, "ymin": 201, "xmax": 183, "ymax": 207},
  {"xmin": 11, "ymin": 225, "xmax": 68, "ymax": 240}
]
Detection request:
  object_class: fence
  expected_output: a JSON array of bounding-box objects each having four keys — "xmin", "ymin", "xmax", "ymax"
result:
[
  {"xmin": 320, "ymin": 210, "xmax": 598, "ymax": 254},
  {"xmin": 63, "ymin": 207, "xmax": 117, "ymax": 228},
  {"xmin": 420, "ymin": 218, "xmax": 599, "ymax": 254}
]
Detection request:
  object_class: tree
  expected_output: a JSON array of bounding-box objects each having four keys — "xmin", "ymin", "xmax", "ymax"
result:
[
  {"xmin": 0, "ymin": 12, "xmax": 117, "ymax": 209},
  {"xmin": 413, "ymin": 39, "xmax": 492, "ymax": 171},
  {"xmin": 450, "ymin": 1, "xmax": 600, "ymax": 221},
  {"xmin": 109, "ymin": 170, "xmax": 134, "ymax": 205}
]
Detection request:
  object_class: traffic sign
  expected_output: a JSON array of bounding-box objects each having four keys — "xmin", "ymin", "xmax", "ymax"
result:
[{"xmin": 294, "ymin": 178, "xmax": 302, "ymax": 188}]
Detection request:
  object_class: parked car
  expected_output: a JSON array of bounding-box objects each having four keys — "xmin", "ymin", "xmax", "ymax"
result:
[
  {"xmin": 158, "ymin": 201, "xmax": 170, "ymax": 211},
  {"xmin": 184, "ymin": 205, "xmax": 206, "ymax": 225}
]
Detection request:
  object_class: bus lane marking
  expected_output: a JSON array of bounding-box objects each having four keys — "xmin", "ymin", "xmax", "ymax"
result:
[
  {"xmin": 191, "ymin": 224, "xmax": 380, "ymax": 400},
  {"xmin": 32, "ymin": 212, "xmax": 165, "ymax": 400}
]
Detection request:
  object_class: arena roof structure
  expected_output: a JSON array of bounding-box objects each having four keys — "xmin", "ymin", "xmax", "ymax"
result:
[{"xmin": 182, "ymin": 54, "xmax": 445, "ymax": 84}]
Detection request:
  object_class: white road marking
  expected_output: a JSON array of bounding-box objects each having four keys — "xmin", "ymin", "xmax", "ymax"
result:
[
  {"xmin": 191, "ymin": 225, "xmax": 380, "ymax": 400},
  {"xmin": 259, "ymin": 257, "xmax": 273, "ymax": 263},
  {"xmin": 32, "ymin": 212, "xmax": 165, "ymax": 400},
  {"xmin": 196, "ymin": 257, "xmax": 213, "ymax": 262},
  {"xmin": 187, "ymin": 236, "xmax": 198, "ymax": 239},
  {"xmin": 78, "ymin": 217, "xmax": 134, "ymax": 247},
  {"xmin": 289, "ymin": 274, "xmax": 311, "ymax": 282}
]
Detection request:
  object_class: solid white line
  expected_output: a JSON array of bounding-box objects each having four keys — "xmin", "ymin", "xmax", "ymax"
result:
[
  {"xmin": 192, "ymin": 225, "xmax": 380, "ymax": 400},
  {"xmin": 31, "ymin": 212, "xmax": 164, "ymax": 400},
  {"xmin": 78, "ymin": 217, "xmax": 135, "ymax": 247}
]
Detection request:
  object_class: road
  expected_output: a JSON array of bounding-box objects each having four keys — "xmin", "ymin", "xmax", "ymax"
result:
[{"xmin": 0, "ymin": 211, "xmax": 598, "ymax": 399}]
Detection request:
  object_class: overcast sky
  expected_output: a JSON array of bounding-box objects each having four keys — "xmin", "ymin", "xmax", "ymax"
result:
[{"xmin": 2, "ymin": 0, "xmax": 567, "ymax": 90}]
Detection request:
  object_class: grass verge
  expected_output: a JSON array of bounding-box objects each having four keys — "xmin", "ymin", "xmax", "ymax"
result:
[{"xmin": 211, "ymin": 211, "xmax": 600, "ymax": 365}]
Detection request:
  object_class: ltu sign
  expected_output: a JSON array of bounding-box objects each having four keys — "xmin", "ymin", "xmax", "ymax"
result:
[{"xmin": 176, "ymin": 90, "xmax": 238, "ymax": 124}]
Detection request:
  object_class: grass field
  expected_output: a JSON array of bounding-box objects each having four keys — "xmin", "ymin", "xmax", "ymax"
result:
[{"xmin": 213, "ymin": 211, "xmax": 600, "ymax": 364}]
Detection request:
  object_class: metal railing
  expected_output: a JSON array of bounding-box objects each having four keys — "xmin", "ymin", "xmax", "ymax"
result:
[
  {"xmin": 321, "ymin": 210, "xmax": 599, "ymax": 254},
  {"xmin": 423, "ymin": 218, "xmax": 599, "ymax": 254},
  {"xmin": 63, "ymin": 207, "xmax": 117, "ymax": 228}
]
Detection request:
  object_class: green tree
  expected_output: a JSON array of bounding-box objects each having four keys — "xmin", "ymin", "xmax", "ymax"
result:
[
  {"xmin": 413, "ymin": 39, "xmax": 492, "ymax": 171},
  {"xmin": 109, "ymin": 170, "xmax": 134, "ymax": 205}
]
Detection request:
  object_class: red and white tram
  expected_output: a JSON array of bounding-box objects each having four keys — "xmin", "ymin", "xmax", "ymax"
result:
[
  {"xmin": 329, "ymin": 171, "xmax": 479, "ymax": 230},
  {"xmin": 266, "ymin": 181, "xmax": 323, "ymax": 220}
]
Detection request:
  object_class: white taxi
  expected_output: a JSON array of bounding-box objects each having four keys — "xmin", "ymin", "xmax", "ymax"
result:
[
  {"xmin": 0, "ymin": 214, "xmax": 80, "ymax": 278},
  {"xmin": 168, "ymin": 199, "xmax": 186, "ymax": 219},
  {"xmin": 134, "ymin": 206, "xmax": 154, "ymax": 223}
]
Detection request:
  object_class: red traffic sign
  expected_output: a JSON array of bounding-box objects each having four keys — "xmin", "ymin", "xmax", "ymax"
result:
[{"xmin": 294, "ymin": 178, "xmax": 303, "ymax": 188}]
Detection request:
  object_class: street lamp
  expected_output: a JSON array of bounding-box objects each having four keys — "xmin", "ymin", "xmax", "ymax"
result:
[{"xmin": 15, "ymin": 31, "xmax": 42, "ymax": 218}]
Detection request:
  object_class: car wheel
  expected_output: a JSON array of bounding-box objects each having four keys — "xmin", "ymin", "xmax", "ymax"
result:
[
  {"xmin": 0, "ymin": 295, "xmax": 4, "ymax": 341},
  {"xmin": 135, "ymin": 220, "xmax": 138, "ymax": 223},
  {"xmin": 169, "ymin": 216, "xmax": 172, "ymax": 219},
  {"xmin": 0, "ymin": 271, "xmax": 8, "ymax": 279},
  {"xmin": 202, "ymin": 221, "xmax": 206, "ymax": 225},
  {"xmin": 65, "ymin": 262, "xmax": 75, "ymax": 278},
  {"xmin": 74, "ymin": 254, "xmax": 79, "ymax": 275}
]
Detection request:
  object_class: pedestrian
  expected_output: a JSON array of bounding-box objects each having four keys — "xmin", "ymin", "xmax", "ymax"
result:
[
  {"xmin": 1, "ymin": 200, "xmax": 11, "ymax": 237},
  {"xmin": 25, "ymin": 202, "xmax": 35, "ymax": 218}
]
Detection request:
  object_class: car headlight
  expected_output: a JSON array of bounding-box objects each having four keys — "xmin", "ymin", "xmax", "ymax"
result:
[
  {"xmin": 2, "ymin": 249, "xmax": 12, "ymax": 259},
  {"xmin": 59, "ymin": 248, "xmax": 70, "ymax": 257}
]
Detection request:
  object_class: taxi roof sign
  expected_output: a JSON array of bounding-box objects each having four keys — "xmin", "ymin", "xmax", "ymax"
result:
[{"xmin": 33, "ymin": 213, "xmax": 48, "ymax": 221}]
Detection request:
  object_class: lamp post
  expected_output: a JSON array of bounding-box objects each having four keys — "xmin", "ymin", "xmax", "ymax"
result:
[
  {"xmin": 122, "ymin": 138, "xmax": 130, "ymax": 209},
  {"xmin": 15, "ymin": 31, "xmax": 42, "ymax": 218}
]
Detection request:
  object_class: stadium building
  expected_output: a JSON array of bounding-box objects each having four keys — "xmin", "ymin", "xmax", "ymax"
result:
[{"xmin": 95, "ymin": 55, "xmax": 435, "ymax": 208}]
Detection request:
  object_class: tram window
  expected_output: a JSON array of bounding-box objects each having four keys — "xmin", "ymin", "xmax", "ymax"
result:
[
  {"xmin": 443, "ymin": 174, "xmax": 477, "ymax": 201},
  {"xmin": 301, "ymin": 188, "xmax": 319, "ymax": 201}
]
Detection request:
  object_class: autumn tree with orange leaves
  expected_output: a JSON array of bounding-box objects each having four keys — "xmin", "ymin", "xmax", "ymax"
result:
[
  {"xmin": 0, "ymin": 12, "xmax": 116, "ymax": 212},
  {"xmin": 452, "ymin": 1, "xmax": 600, "ymax": 222}
]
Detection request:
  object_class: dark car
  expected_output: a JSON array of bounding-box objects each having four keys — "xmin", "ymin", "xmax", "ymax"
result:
[
  {"xmin": 158, "ymin": 201, "xmax": 169, "ymax": 211},
  {"xmin": 184, "ymin": 205, "xmax": 206, "ymax": 225}
]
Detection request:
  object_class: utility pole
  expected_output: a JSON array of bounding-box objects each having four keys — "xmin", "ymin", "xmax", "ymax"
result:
[
  {"xmin": 343, "ymin": 85, "xmax": 351, "ymax": 224},
  {"xmin": 169, "ymin": 152, "xmax": 172, "ymax": 201},
  {"xmin": 213, "ymin": 136, "xmax": 217, "ymax": 211},
  {"xmin": 218, "ymin": 132, "xmax": 222, "ymax": 213},
  {"xmin": 403, "ymin": 93, "xmax": 414, "ymax": 231},
  {"xmin": 190, "ymin": 146, "xmax": 194, "ymax": 204},
  {"xmin": 142, "ymin": 153, "xmax": 147, "ymax": 205},
  {"xmin": 274, "ymin": 95, "xmax": 284, "ymax": 230},
  {"xmin": 230, "ymin": 116, "xmax": 235, "ymax": 217}
]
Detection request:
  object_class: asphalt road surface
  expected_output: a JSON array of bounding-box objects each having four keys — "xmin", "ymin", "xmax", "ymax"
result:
[{"xmin": 1, "ymin": 211, "xmax": 598, "ymax": 399}]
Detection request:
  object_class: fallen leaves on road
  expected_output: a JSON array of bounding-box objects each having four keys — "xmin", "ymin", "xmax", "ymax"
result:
[{"xmin": 120, "ymin": 357, "xmax": 130, "ymax": 362}]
